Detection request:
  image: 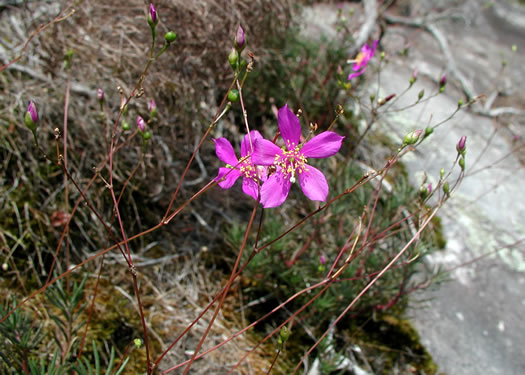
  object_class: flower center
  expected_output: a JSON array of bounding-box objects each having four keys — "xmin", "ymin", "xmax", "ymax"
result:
[
  {"xmin": 354, "ymin": 51, "xmax": 364, "ymax": 65},
  {"xmin": 274, "ymin": 146, "xmax": 308, "ymax": 183},
  {"xmin": 238, "ymin": 156, "xmax": 259, "ymax": 181}
]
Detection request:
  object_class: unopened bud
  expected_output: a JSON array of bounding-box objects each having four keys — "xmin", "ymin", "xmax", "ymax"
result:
[
  {"xmin": 440, "ymin": 168, "xmax": 445, "ymax": 179},
  {"xmin": 420, "ymin": 183, "xmax": 432, "ymax": 199},
  {"xmin": 459, "ymin": 157, "xmax": 465, "ymax": 171},
  {"xmin": 234, "ymin": 24, "xmax": 245, "ymax": 51},
  {"xmin": 443, "ymin": 181, "xmax": 450, "ymax": 195},
  {"xmin": 512, "ymin": 44, "xmax": 517, "ymax": 53},
  {"xmin": 456, "ymin": 135, "xmax": 467, "ymax": 154},
  {"xmin": 97, "ymin": 88, "xmax": 104, "ymax": 103},
  {"xmin": 370, "ymin": 93, "xmax": 376, "ymax": 103},
  {"xmin": 122, "ymin": 120, "xmax": 130, "ymax": 131},
  {"xmin": 165, "ymin": 31, "xmax": 177, "ymax": 43},
  {"xmin": 137, "ymin": 115, "xmax": 146, "ymax": 132},
  {"xmin": 320, "ymin": 255, "xmax": 326, "ymax": 265},
  {"xmin": 148, "ymin": 99, "xmax": 157, "ymax": 118},
  {"xmin": 142, "ymin": 130, "xmax": 152, "ymax": 141},
  {"xmin": 134, "ymin": 338, "xmax": 142, "ymax": 348},
  {"xmin": 228, "ymin": 48, "xmax": 239, "ymax": 70},
  {"xmin": 424, "ymin": 126, "xmax": 433, "ymax": 138},
  {"xmin": 228, "ymin": 89, "xmax": 240, "ymax": 102},
  {"xmin": 380, "ymin": 51, "xmax": 385, "ymax": 61},
  {"xmin": 457, "ymin": 99, "xmax": 464, "ymax": 108},
  {"xmin": 403, "ymin": 129, "xmax": 423, "ymax": 145},
  {"xmin": 24, "ymin": 101, "xmax": 39, "ymax": 131},
  {"xmin": 439, "ymin": 74, "xmax": 447, "ymax": 87},
  {"xmin": 278, "ymin": 326, "xmax": 290, "ymax": 347},
  {"xmin": 148, "ymin": 3, "xmax": 159, "ymax": 28},
  {"xmin": 418, "ymin": 89, "xmax": 424, "ymax": 100},
  {"xmin": 409, "ymin": 68, "xmax": 418, "ymax": 85}
]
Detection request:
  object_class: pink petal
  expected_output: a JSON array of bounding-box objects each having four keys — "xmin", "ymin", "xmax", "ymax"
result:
[
  {"xmin": 214, "ymin": 138, "xmax": 238, "ymax": 165},
  {"xmin": 298, "ymin": 164, "xmax": 329, "ymax": 202},
  {"xmin": 252, "ymin": 138, "xmax": 283, "ymax": 165},
  {"xmin": 301, "ymin": 132, "xmax": 344, "ymax": 158},
  {"xmin": 278, "ymin": 104, "xmax": 301, "ymax": 149},
  {"xmin": 348, "ymin": 69, "xmax": 365, "ymax": 80},
  {"xmin": 241, "ymin": 130, "xmax": 263, "ymax": 157},
  {"xmin": 242, "ymin": 177, "xmax": 260, "ymax": 200},
  {"xmin": 216, "ymin": 167, "xmax": 241, "ymax": 189},
  {"xmin": 260, "ymin": 172, "xmax": 291, "ymax": 208}
]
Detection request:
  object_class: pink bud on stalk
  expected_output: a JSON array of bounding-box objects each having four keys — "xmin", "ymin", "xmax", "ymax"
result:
[
  {"xmin": 97, "ymin": 88, "xmax": 104, "ymax": 103},
  {"xmin": 403, "ymin": 129, "xmax": 423, "ymax": 146},
  {"xmin": 409, "ymin": 68, "xmax": 418, "ymax": 85},
  {"xmin": 24, "ymin": 101, "xmax": 39, "ymax": 131},
  {"xmin": 148, "ymin": 99, "xmax": 157, "ymax": 117},
  {"xmin": 148, "ymin": 3, "xmax": 159, "ymax": 27},
  {"xmin": 320, "ymin": 255, "xmax": 326, "ymax": 265},
  {"xmin": 439, "ymin": 74, "xmax": 447, "ymax": 92},
  {"xmin": 234, "ymin": 24, "xmax": 245, "ymax": 51},
  {"xmin": 456, "ymin": 135, "xmax": 467, "ymax": 154},
  {"xmin": 137, "ymin": 115, "xmax": 146, "ymax": 132}
]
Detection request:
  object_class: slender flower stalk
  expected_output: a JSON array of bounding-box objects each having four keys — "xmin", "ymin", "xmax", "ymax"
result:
[
  {"xmin": 348, "ymin": 40, "xmax": 378, "ymax": 80},
  {"xmin": 214, "ymin": 130, "xmax": 267, "ymax": 200},
  {"xmin": 252, "ymin": 105, "xmax": 344, "ymax": 208}
]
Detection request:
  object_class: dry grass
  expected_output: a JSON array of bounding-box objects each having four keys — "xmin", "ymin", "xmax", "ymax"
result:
[{"xmin": 1, "ymin": 0, "xmax": 295, "ymax": 372}]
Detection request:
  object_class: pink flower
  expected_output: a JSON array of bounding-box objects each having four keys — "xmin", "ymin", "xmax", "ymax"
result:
[
  {"xmin": 214, "ymin": 130, "xmax": 267, "ymax": 200},
  {"xmin": 252, "ymin": 105, "xmax": 344, "ymax": 208},
  {"xmin": 348, "ymin": 40, "xmax": 378, "ymax": 81}
]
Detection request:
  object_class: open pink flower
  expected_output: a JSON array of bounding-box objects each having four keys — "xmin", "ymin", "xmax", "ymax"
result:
[
  {"xmin": 348, "ymin": 40, "xmax": 378, "ymax": 80},
  {"xmin": 252, "ymin": 105, "xmax": 344, "ymax": 208},
  {"xmin": 214, "ymin": 130, "xmax": 267, "ymax": 200}
]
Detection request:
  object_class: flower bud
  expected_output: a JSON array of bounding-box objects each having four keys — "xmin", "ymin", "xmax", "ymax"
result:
[
  {"xmin": 369, "ymin": 93, "xmax": 376, "ymax": 103},
  {"xmin": 420, "ymin": 183, "xmax": 432, "ymax": 199},
  {"xmin": 424, "ymin": 126, "xmax": 433, "ymax": 138},
  {"xmin": 24, "ymin": 101, "xmax": 39, "ymax": 131},
  {"xmin": 457, "ymin": 99, "xmax": 464, "ymax": 108},
  {"xmin": 234, "ymin": 24, "xmax": 245, "ymax": 51},
  {"xmin": 165, "ymin": 31, "xmax": 177, "ymax": 43},
  {"xmin": 403, "ymin": 129, "xmax": 423, "ymax": 145},
  {"xmin": 443, "ymin": 181, "xmax": 450, "ymax": 195},
  {"xmin": 440, "ymin": 74, "xmax": 447, "ymax": 87},
  {"xmin": 456, "ymin": 135, "xmax": 467, "ymax": 154},
  {"xmin": 134, "ymin": 338, "xmax": 142, "ymax": 348},
  {"xmin": 97, "ymin": 88, "xmax": 104, "ymax": 103},
  {"xmin": 440, "ymin": 168, "xmax": 445, "ymax": 179},
  {"xmin": 320, "ymin": 255, "xmax": 326, "ymax": 265},
  {"xmin": 148, "ymin": 99, "xmax": 157, "ymax": 118},
  {"xmin": 122, "ymin": 120, "xmax": 130, "ymax": 131},
  {"xmin": 459, "ymin": 157, "xmax": 465, "ymax": 171},
  {"xmin": 278, "ymin": 326, "xmax": 290, "ymax": 347},
  {"xmin": 228, "ymin": 48, "xmax": 239, "ymax": 70},
  {"xmin": 148, "ymin": 3, "xmax": 159, "ymax": 28},
  {"xmin": 409, "ymin": 68, "xmax": 418, "ymax": 86},
  {"xmin": 439, "ymin": 74, "xmax": 447, "ymax": 93},
  {"xmin": 418, "ymin": 89, "xmax": 424, "ymax": 100},
  {"xmin": 137, "ymin": 115, "xmax": 146, "ymax": 132},
  {"xmin": 227, "ymin": 89, "xmax": 240, "ymax": 102},
  {"xmin": 142, "ymin": 130, "xmax": 152, "ymax": 141}
]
